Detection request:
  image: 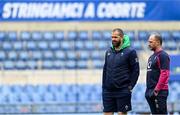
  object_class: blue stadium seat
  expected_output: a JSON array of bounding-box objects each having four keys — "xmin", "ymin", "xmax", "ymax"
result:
[
  {"xmin": 15, "ymin": 60, "xmax": 27, "ymax": 70},
  {"xmin": 171, "ymin": 31, "xmax": 180, "ymax": 41},
  {"xmin": 132, "ymin": 84, "xmax": 146, "ymax": 102},
  {"xmin": 42, "ymin": 60, "xmax": 54, "ymax": 69},
  {"xmin": 66, "ymin": 51, "xmax": 77, "ymax": 60},
  {"xmin": 31, "ymin": 51, "xmax": 43, "ymax": 60},
  {"xmin": 65, "ymin": 60, "xmax": 76, "ymax": 69},
  {"xmin": 94, "ymin": 84, "xmax": 102, "ymax": 93},
  {"xmin": 6, "ymin": 93, "xmax": 19, "ymax": 104},
  {"xmin": 19, "ymin": 92, "xmax": 31, "ymax": 104},
  {"xmin": 43, "ymin": 92, "xmax": 55, "ymax": 102},
  {"xmin": 7, "ymin": 32, "xmax": 17, "ymax": 41},
  {"xmin": 102, "ymin": 30, "xmax": 111, "ymax": 40},
  {"xmin": 10, "ymin": 85, "xmax": 23, "ymax": 93},
  {"xmin": 78, "ymin": 92, "xmax": 90, "ymax": 102},
  {"xmin": 13, "ymin": 41, "xmax": 23, "ymax": 51},
  {"xmin": 67, "ymin": 31, "xmax": 77, "ymax": 40},
  {"xmin": 53, "ymin": 60, "xmax": 65, "ymax": 69},
  {"xmin": 132, "ymin": 41, "xmax": 143, "ymax": 50},
  {"xmin": 84, "ymin": 41, "xmax": 94, "ymax": 50},
  {"xmin": 54, "ymin": 92, "xmax": 66, "ymax": 102},
  {"xmin": 138, "ymin": 31, "xmax": 149, "ymax": 41},
  {"xmin": 77, "ymin": 85, "xmax": 89, "ymax": 94},
  {"xmin": 0, "ymin": 31, "xmax": 6, "ymax": 41},
  {"xmin": 77, "ymin": 51, "xmax": 89, "ymax": 60},
  {"xmin": 0, "ymin": 51, "xmax": 6, "ymax": 61},
  {"xmin": 2, "ymin": 41, "xmax": 13, "ymax": 51},
  {"xmin": 31, "ymin": 32, "xmax": 42, "ymax": 41},
  {"xmin": 77, "ymin": 60, "xmax": 88, "ymax": 69},
  {"xmin": 61, "ymin": 41, "xmax": 74, "ymax": 50},
  {"xmin": 26, "ymin": 41, "xmax": 37, "ymax": 50},
  {"xmin": 89, "ymin": 92, "xmax": 101, "ymax": 102},
  {"xmin": 92, "ymin": 31, "xmax": 102, "ymax": 40},
  {"xmin": 19, "ymin": 51, "xmax": 29, "ymax": 61},
  {"xmin": 43, "ymin": 51, "xmax": 54, "ymax": 60},
  {"xmin": 59, "ymin": 84, "xmax": 71, "ymax": 92},
  {"xmin": 24, "ymin": 85, "xmax": 36, "ymax": 94},
  {"xmin": 43, "ymin": 32, "xmax": 54, "ymax": 41},
  {"xmin": 96, "ymin": 41, "xmax": 108, "ymax": 50},
  {"xmin": 163, "ymin": 41, "xmax": 177, "ymax": 50},
  {"xmin": 170, "ymin": 82, "xmax": 180, "ymax": 91},
  {"xmin": 159, "ymin": 31, "xmax": 171, "ymax": 41},
  {"xmin": 54, "ymin": 51, "xmax": 66, "ymax": 60},
  {"xmin": 36, "ymin": 85, "xmax": 47, "ymax": 94},
  {"xmin": 1, "ymin": 85, "xmax": 12, "ymax": 95},
  {"xmin": 7, "ymin": 51, "xmax": 18, "ymax": 60},
  {"xmin": 49, "ymin": 41, "xmax": 60, "ymax": 50},
  {"xmin": 78, "ymin": 31, "xmax": 88, "ymax": 40},
  {"xmin": 30, "ymin": 93, "xmax": 43, "ymax": 103},
  {"xmin": 26, "ymin": 60, "xmax": 38, "ymax": 69},
  {"xmin": 65, "ymin": 92, "xmax": 77, "ymax": 102},
  {"xmin": 47, "ymin": 84, "xmax": 59, "ymax": 93},
  {"xmin": 125, "ymin": 31, "xmax": 136, "ymax": 41},
  {"xmin": 20, "ymin": 31, "xmax": 31, "ymax": 41},
  {"xmin": 3, "ymin": 61, "xmax": 15, "ymax": 69},
  {"xmin": 92, "ymin": 59, "xmax": 104, "ymax": 69},
  {"xmin": 54, "ymin": 31, "xmax": 64, "ymax": 40},
  {"xmin": 69, "ymin": 84, "xmax": 78, "ymax": 93},
  {"xmin": 37, "ymin": 41, "xmax": 49, "ymax": 50},
  {"xmin": 75, "ymin": 41, "xmax": 84, "ymax": 50},
  {"xmin": 91, "ymin": 51, "xmax": 103, "ymax": 60},
  {"xmin": 0, "ymin": 94, "xmax": 7, "ymax": 104}
]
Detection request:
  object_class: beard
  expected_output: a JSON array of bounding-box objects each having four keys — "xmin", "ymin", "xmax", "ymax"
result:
[
  {"xmin": 112, "ymin": 40, "xmax": 121, "ymax": 48},
  {"xmin": 148, "ymin": 45, "xmax": 155, "ymax": 51}
]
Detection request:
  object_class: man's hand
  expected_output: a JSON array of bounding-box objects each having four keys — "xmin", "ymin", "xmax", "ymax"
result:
[
  {"xmin": 128, "ymin": 86, "xmax": 132, "ymax": 92},
  {"xmin": 154, "ymin": 90, "xmax": 159, "ymax": 96}
]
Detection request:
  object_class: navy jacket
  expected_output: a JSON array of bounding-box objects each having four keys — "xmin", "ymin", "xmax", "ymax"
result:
[
  {"xmin": 145, "ymin": 50, "xmax": 170, "ymax": 98},
  {"xmin": 102, "ymin": 47, "xmax": 140, "ymax": 95}
]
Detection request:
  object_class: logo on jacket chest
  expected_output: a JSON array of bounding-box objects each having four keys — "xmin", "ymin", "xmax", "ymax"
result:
[
  {"xmin": 147, "ymin": 61, "xmax": 152, "ymax": 69},
  {"xmin": 147, "ymin": 57, "xmax": 152, "ymax": 69},
  {"xmin": 107, "ymin": 52, "xmax": 111, "ymax": 56},
  {"xmin": 121, "ymin": 52, "xmax": 124, "ymax": 56}
]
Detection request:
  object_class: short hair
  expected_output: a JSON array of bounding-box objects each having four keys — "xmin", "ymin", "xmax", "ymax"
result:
[
  {"xmin": 112, "ymin": 28, "xmax": 124, "ymax": 36},
  {"xmin": 150, "ymin": 32, "xmax": 163, "ymax": 45}
]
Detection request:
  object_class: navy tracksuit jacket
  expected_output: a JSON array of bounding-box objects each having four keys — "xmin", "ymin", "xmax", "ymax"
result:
[{"xmin": 102, "ymin": 47, "xmax": 140, "ymax": 96}]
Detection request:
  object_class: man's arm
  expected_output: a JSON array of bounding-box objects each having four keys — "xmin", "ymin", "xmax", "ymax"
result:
[
  {"xmin": 154, "ymin": 53, "xmax": 170, "ymax": 93},
  {"xmin": 129, "ymin": 50, "xmax": 140, "ymax": 90},
  {"xmin": 102, "ymin": 51, "xmax": 107, "ymax": 89}
]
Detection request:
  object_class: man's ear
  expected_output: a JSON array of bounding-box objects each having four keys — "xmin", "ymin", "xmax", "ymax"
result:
[{"xmin": 157, "ymin": 40, "xmax": 161, "ymax": 46}]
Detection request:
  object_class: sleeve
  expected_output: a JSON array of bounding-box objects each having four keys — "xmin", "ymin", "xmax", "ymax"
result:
[
  {"xmin": 102, "ymin": 51, "xmax": 107, "ymax": 89},
  {"xmin": 129, "ymin": 50, "xmax": 140, "ymax": 89},
  {"xmin": 155, "ymin": 53, "xmax": 170, "ymax": 91}
]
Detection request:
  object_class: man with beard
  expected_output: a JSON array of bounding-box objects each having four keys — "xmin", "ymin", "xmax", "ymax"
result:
[
  {"xmin": 102, "ymin": 28, "xmax": 140, "ymax": 115},
  {"xmin": 145, "ymin": 33, "xmax": 170, "ymax": 114}
]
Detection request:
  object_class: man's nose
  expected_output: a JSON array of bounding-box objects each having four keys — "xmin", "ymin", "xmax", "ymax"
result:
[{"xmin": 112, "ymin": 37, "xmax": 116, "ymax": 41}]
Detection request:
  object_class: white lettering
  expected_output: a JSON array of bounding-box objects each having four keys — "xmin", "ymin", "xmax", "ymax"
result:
[
  {"xmin": 97, "ymin": 2, "xmax": 106, "ymax": 18},
  {"xmin": 27, "ymin": 3, "xmax": 41, "ymax": 18},
  {"xmin": 137, "ymin": 3, "xmax": 146, "ymax": 18},
  {"xmin": 52, "ymin": 3, "xmax": 61, "ymax": 18},
  {"xmin": 84, "ymin": 3, "xmax": 95, "ymax": 18},
  {"xmin": 11, "ymin": 3, "xmax": 19, "ymax": 18},
  {"xmin": 71, "ymin": 3, "xmax": 84, "ymax": 18},
  {"xmin": 18, "ymin": 3, "xmax": 27, "ymax": 18},
  {"xmin": 2, "ymin": 3, "xmax": 11, "ymax": 18},
  {"xmin": 97, "ymin": 2, "xmax": 146, "ymax": 18},
  {"xmin": 2, "ymin": 2, "xmax": 146, "ymax": 19}
]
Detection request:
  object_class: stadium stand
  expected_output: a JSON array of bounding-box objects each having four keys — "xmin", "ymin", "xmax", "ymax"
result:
[
  {"xmin": 0, "ymin": 83, "xmax": 179, "ymax": 113},
  {"xmin": 0, "ymin": 30, "xmax": 179, "ymax": 70},
  {"xmin": 0, "ymin": 30, "xmax": 179, "ymax": 114}
]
